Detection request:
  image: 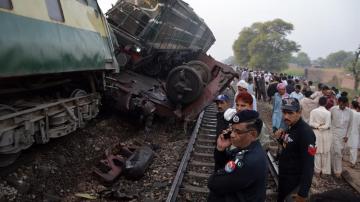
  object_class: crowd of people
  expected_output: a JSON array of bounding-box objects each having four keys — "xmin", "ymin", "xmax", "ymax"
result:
[
  {"xmin": 264, "ymin": 71, "xmax": 360, "ymax": 176},
  {"xmin": 205, "ymin": 67, "xmax": 360, "ymax": 202}
]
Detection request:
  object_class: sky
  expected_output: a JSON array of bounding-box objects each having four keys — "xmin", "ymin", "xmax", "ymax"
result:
[{"xmin": 98, "ymin": 0, "xmax": 360, "ymax": 61}]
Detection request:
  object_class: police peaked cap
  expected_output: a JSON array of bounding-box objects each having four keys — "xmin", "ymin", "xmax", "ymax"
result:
[
  {"xmin": 230, "ymin": 110, "xmax": 259, "ymax": 124},
  {"xmin": 281, "ymin": 97, "xmax": 301, "ymax": 112}
]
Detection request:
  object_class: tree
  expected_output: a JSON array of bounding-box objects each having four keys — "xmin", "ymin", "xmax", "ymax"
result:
[
  {"xmin": 292, "ymin": 52, "xmax": 311, "ymax": 67},
  {"xmin": 312, "ymin": 57, "xmax": 326, "ymax": 67},
  {"xmin": 232, "ymin": 19, "xmax": 299, "ymax": 71},
  {"xmin": 325, "ymin": 50, "xmax": 353, "ymax": 67},
  {"xmin": 347, "ymin": 46, "xmax": 360, "ymax": 92},
  {"xmin": 232, "ymin": 26, "xmax": 258, "ymax": 65}
]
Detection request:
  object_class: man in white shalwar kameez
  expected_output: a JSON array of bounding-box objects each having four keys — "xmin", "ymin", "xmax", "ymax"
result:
[
  {"xmin": 330, "ymin": 96, "xmax": 353, "ymax": 178},
  {"xmin": 347, "ymin": 101, "xmax": 360, "ymax": 167},
  {"xmin": 309, "ymin": 97, "xmax": 332, "ymax": 176}
]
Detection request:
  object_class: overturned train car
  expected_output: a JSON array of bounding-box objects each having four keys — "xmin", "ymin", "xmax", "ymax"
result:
[{"xmin": 105, "ymin": 0, "xmax": 236, "ymax": 120}]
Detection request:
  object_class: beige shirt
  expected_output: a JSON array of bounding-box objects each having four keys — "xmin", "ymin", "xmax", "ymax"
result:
[
  {"xmin": 347, "ymin": 110, "xmax": 360, "ymax": 149},
  {"xmin": 311, "ymin": 91, "xmax": 323, "ymax": 100},
  {"xmin": 309, "ymin": 106, "xmax": 331, "ymax": 153},
  {"xmin": 310, "ymin": 85, "xmax": 316, "ymax": 92},
  {"xmin": 300, "ymin": 97, "xmax": 318, "ymax": 123},
  {"xmin": 330, "ymin": 106, "xmax": 353, "ymax": 138}
]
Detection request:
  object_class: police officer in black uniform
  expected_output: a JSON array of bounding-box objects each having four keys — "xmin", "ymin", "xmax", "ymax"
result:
[
  {"xmin": 207, "ymin": 110, "xmax": 267, "ymax": 202},
  {"xmin": 274, "ymin": 98, "xmax": 316, "ymax": 202}
]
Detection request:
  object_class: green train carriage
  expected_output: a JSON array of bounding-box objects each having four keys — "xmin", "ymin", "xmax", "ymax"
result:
[{"xmin": 0, "ymin": 0, "xmax": 118, "ymax": 166}]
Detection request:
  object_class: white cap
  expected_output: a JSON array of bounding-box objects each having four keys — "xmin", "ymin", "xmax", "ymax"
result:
[
  {"xmin": 224, "ymin": 108, "xmax": 237, "ymax": 121},
  {"xmin": 236, "ymin": 80, "xmax": 248, "ymax": 89}
]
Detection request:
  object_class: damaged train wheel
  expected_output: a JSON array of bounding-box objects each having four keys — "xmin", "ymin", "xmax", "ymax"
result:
[
  {"xmin": 166, "ymin": 65, "xmax": 205, "ymax": 104},
  {"xmin": 0, "ymin": 104, "xmax": 21, "ymax": 167},
  {"xmin": 186, "ymin": 60, "xmax": 211, "ymax": 84}
]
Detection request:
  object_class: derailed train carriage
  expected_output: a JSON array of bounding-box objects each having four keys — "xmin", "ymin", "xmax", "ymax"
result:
[
  {"xmin": 0, "ymin": 0, "xmax": 118, "ymax": 166},
  {"xmin": 0, "ymin": 0, "xmax": 235, "ymax": 166},
  {"xmin": 105, "ymin": 0, "xmax": 236, "ymax": 120}
]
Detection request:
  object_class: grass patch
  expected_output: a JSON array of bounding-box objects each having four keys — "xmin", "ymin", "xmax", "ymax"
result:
[{"xmin": 282, "ymin": 66, "xmax": 305, "ymax": 76}]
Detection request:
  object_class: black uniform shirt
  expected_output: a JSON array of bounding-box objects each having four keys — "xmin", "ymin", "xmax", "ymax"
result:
[
  {"xmin": 208, "ymin": 140, "xmax": 267, "ymax": 202},
  {"xmin": 278, "ymin": 118, "xmax": 316, "ymax": 198}
]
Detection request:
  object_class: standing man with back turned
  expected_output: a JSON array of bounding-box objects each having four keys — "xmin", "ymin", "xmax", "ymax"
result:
[
  {"xmin": 274, "ymin": 98, "xmax": 316, "ymax": 202},
  {"xmin": 309, "ymin": 97, "xmax": 332, "ymax": 177}
]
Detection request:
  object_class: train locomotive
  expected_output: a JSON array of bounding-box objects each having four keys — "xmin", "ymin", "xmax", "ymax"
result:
[
  {"xmin": 105, "ymin": 0, "xmax": 236, "ymax": 121},
  {"xmin": 0, "ymin": 0, "xmax": 235, "ymax": 166}
]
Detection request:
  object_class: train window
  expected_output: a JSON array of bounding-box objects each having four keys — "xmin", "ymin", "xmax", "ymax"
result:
[
  {"xmin": 87, "ymin": 0, "xmax": 99, "ymax": 18},
  {"xmin": 77, "ymin": 0, "xmax": 87, "ymax": 6},
  {"xmin": 87, "ymin": 0, "xmax": 98, "ymax": 10},
  {"xmin": 0, "ymin": 0, "xmax": 13, "ymax": 9},
  {"xmin": 45, "ymin": 0, "xmax": 65, "ymax": 22}
]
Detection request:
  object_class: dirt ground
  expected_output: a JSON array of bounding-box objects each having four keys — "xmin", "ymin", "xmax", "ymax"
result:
[
  {"xmin": 1, "ymin": 100, "xmax": 360, "ymax": 202},
  {"xmin": 0, "ymin": 111, "xmax": 188, "ymax": 202}
]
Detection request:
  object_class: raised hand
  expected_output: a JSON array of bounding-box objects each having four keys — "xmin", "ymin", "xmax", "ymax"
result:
[{"xmin": 216, "ymin": 133, "xmax": 232, "ymax": 151}]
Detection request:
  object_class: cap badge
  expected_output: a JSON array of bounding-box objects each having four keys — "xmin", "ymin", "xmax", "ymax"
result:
[{"xmin": 232, "ymin": 115, "xmax": 239, "ymax": 123}]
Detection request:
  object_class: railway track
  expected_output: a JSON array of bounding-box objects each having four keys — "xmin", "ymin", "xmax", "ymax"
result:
[
  {"xmin": 166, "ymin": 104, "xmax": 280, "ymax": 201},
  {"xmin": 266, "ymin": 151, "xmax": 279, "ymax": 201},
  {"xmin": 3, "ymin": 99, "xmax": 358, "ymax": 201},
  {"xmin": 166, "ymin": 104, "xmax": 217, "ymax": 201}
]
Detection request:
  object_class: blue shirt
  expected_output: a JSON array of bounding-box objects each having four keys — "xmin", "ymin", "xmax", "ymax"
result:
[
  {"xmin": 272, "ymin": 92, "xmax": 287, "ymax": 130},
  {"xmin": 290, "ymin": 91, "xmax": 304, "ymax": 101}
]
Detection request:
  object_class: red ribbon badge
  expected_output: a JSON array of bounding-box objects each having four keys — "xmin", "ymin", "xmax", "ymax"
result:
[
  {"xmin": 225, "ymin": 161, "xmax": 236, "ymax": 173},
  {"xmin": 307, "ymin": 144, "xmax": 317, "ymax": 156}
]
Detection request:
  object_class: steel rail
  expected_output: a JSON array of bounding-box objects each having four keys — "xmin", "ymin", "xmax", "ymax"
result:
[
  {"xmin": 267, "ymin": 151, "xmax": 279, "ymax": 187},
  {"xmin": 166, "ymin": 110, "xmax": 205, "ymax": 202}
]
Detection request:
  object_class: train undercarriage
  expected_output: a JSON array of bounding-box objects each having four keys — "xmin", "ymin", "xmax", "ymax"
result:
[
  {"xmin": 0, "ymin": 73, "xmax": 103, "ymax": 166},
  {"xmin": 105, "ymin": 53, "xmax": 236, "ymax": 121}
]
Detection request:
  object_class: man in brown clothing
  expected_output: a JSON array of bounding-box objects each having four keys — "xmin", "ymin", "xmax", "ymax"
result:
[{"xmin": 300, "ymin": 91, "xmax": 318, "ymax": 123}]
